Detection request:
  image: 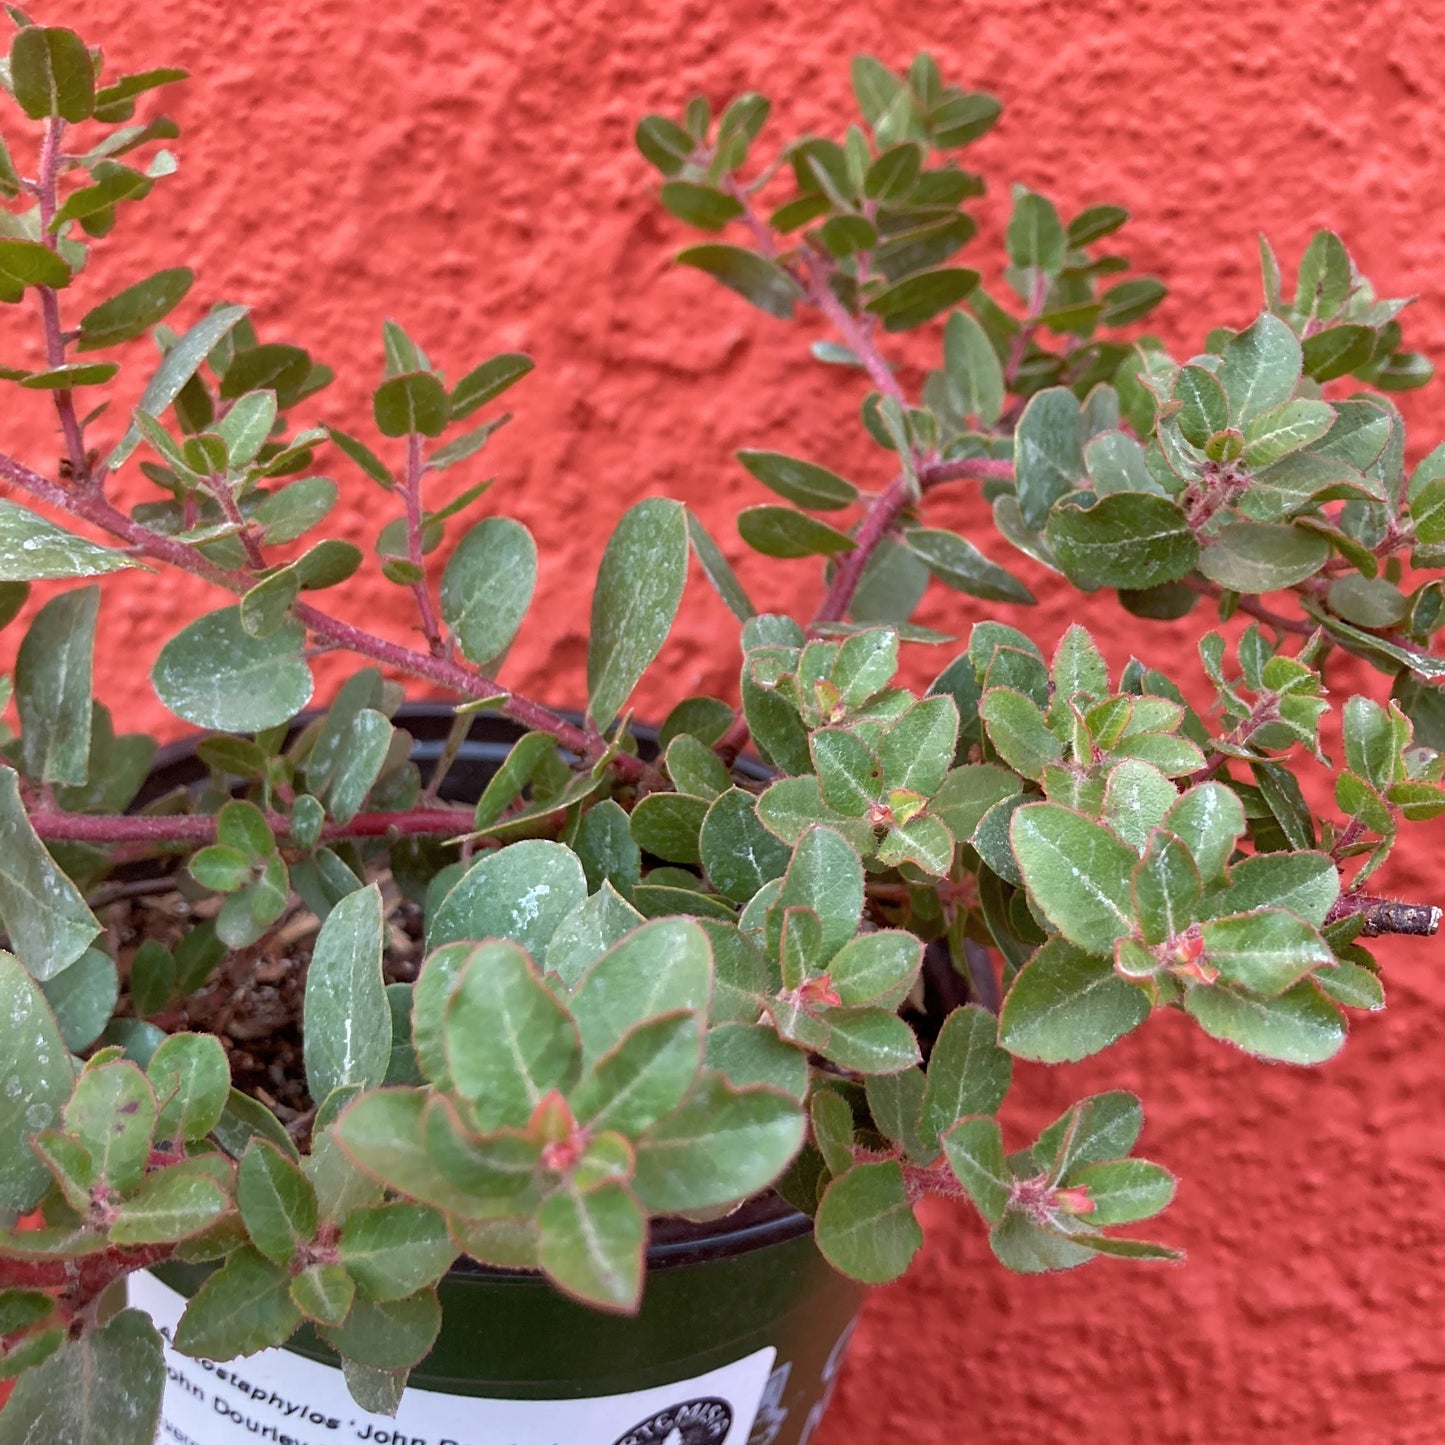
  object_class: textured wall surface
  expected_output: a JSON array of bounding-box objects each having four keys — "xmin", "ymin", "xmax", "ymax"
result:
[{"xmin": 3, "ymin": 2, "xmax": 1445, "ymax": 1441}]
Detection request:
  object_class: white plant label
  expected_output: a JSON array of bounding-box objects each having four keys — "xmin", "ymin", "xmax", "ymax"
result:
[{"xmin": 130, "ymin": 1270, "xmax": 776, "ymax": 1445}]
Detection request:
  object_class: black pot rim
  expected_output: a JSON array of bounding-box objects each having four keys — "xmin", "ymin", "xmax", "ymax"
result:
[{"xmin": 134, "ymin": 704, "xmax": 814, "ymax": 1277}]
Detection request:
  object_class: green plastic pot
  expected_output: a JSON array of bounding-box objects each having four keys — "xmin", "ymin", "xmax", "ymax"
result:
[
  {"xmin": 126, "ymin": 709, "xmax": 866, "ymax": 1443},
  {"xmin": 141, "ymin": 1195, "xmax": 863, "ymax": 1444}
]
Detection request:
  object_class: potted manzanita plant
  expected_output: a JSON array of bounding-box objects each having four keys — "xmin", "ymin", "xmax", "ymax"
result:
[{"xmin": 0, "ymin": 15, "xmax": 1440, "ymax": 1445}]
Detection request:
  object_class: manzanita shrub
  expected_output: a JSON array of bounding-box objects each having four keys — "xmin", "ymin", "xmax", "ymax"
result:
[{"xmin": 0, "ymin": 18, "xmax": 1439, "ymax": 1440}]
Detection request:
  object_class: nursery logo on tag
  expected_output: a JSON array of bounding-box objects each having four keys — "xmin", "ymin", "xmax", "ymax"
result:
[{"xmin": 612, "ymin": 1395, "xmax": 733, "ymax": 1445}]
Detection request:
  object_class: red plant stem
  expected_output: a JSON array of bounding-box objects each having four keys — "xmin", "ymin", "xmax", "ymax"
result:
[
  {"xmin": 810, "ymin": 456, "xmax": 1017, "ymax": 629},
  {"xmin": 918, "ymin": 456, "xmax": 1016, "ymax": 488},
  {"xmin": 1325, "ymin": 894, "xmax": 1442, "ymax": 936},
  {"xmin": 402, "ymin": 431, "xmax": 445, "ymax": 656},
  {"xmin": 0, "ymin": 451, "xmax": 663, "ymax": 787},
  {"xmin": 34, "ymin": 118, "xmax": 90, "ymax": 486},
  {"xmin": 29, "ymin": 805, "xmax": 477, "ymax": 845},
  {"xmin": 1004, "ymin": 270, "xmax": 1051, "ymax": 388},
  {"xmin": 0, "ymin": 1241, "xmax": 174, "ymax": 1296},
  {"xmin": 1187, "ymin": 577, "xmax": 1315, "ymax": 636},
  {"xmin": 812, "ymin": 472, "xmax": 913, "ymax": 627},
  {"xmin": 208, "ymin": 473, "xmax": 266, "ymax": 568},
  {"xmin": 802, "ymin": 250, "xmax": 908, "ymax": 406}
]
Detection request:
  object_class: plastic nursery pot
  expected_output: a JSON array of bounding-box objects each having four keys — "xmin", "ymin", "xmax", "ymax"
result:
[{"xmin": 126, "ymin": 706, "xmax": 867, "ymax": 1445}]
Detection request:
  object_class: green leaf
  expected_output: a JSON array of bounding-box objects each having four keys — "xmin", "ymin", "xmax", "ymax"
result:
[
  {"xmin": 429, "ymin": 839, "xmax": 588, "ymax": 958},
  {"xmin": 979, "ymin": 687, "xmax": 1062, "ymax": 781},
  {"xmin": 10, "ymin": 26, "xmax": 93, "ymax": 120},
  {"xmin": 999, "ymin": 938, "xmax": 1150, "ymax": 1062},
  {"xmin": 1131, "ymin": 828, "xmax": 1202, "ymax": 943},
  {"xmin": 865, "ymin": 266, "xmax": 980, "ymax": 332},
  {"xmin": 91, "ymin": 65, "xmax": 188, "ymax": 114},
  {"xmin": 536, "ymin": 1182, "xmax": 644, "ymax": 1312},
  {"xmin": 1173, "ymin": 364, "xmax": 1229, "ymax": 448},
  {"xmin": 815, "ymin": 1161, "xmax": 923, "ymax": 1283},
  {"xmin": 1241, "ymin": 398, "xmax": 1335, "ymax": 468},
  {"xmin": 1204, "ymin": 850, "xmax": 1339, "ymax": 927},
  {"xmin": 0, "ymin": 952, "xmax": 73, "ymax": 1210},
  {"xmin": 109, "ymin": 1163, "xmax": 229, "ymax": 1246},
  {"xmin": 705, "ymin": 1022, "xmax": 808, "ymax": 1098},
  {"xmin": 15, "ymin": 585, "xmax": 96, "ymax": 787},
  {"xmin": 549, "ymin": 884, "xmax": 647, "ymax": 999},
  {"xmin": 699, "ymin": 787, "xmax": 791, "ymax": 905},
  {"xmin": 290, "ymin": 1263, "xmax": 355, "ymax": 1327},
  {"xmin": 942, "ymin": 308, "xmax": 1004, "ymax": 426},
  {"xmin": 440, "ymin": 516, "xmax": 537, "ymax": 668},
  {"xmin": 570, "ymin": 804, "xmax": 644, "ymax": 896},
  {"xmin": 571, "ymin": 1010, "xmax": 704, "ymax": 1135},
  {"xmin": 174, "ymin": 1245, "xmax": 301, "ymax": 1359},
  {"xmin": 1162, "ymin": 782, "xmax": 1245, "ymax": 884},
  {"xmin": 153, "ymin": 607, "xmax": 311, "ymax": 730},
  {"xmin": 663, "ymin": 734, "xmax": 730, "ymax": 801},
  {"xmin": 39, "ymin": 945, "xmax": 116, "ymax": 1052},
  {"xmin": 213, "ymin": 1086, "xmax": 299, "ymax": 1163},
  {"xmin": 49, "ymin": 163, "xmax": 154, "ymax": 231},
  {"xmin": 570, "ymin": 917, "xmax": 712, "ymax": 1061},
  {"xmin": 1006, "ymin": 187, "xmax": 1066, "ymax": 273},
  {"xmin": 326, "ymin": 425, "xmax": 393, "ymax": 487},
  {"xmin": 0, "ymin": 239, "xmax": 68, "ymax": 304},
  {"xmin": 832, "ymin": 930, "xmax": 919, "ymax": 1011},
  {"xmin": 18, "ymin": 361, "xmax": 118, "ymax": 389},
  {"xmin": 318, "ymin": 1289, "xmax": 441, "ymax": 1370},
  {"xmin": 109, "ymin": 305, "xmax": 248, "ymax": 468},
  {"xmin": 907, "ymin": 527, "xmax": 1034, "ymax": 604},
  {"xmin": 149, "ymin": 1032, "xmax": 230, "ymax": 1142},
  {"xmin": 1071, "ymin": 1157, "xmax": 1176, "ymax": 1225},
  {"xmin": 685, "ymin": 510, "xmax": 755, "ymax": 621},
  {"xmin": 443, "ymin": 939, "xmax": 580, "ymax": 1129},
  {"xmin": 1301, "ymin": 324, "xmax": 1375, "ymax": 382},
  {"xmin": 660, "ymin": 179, "xmax": 744, "ymax": 230},
  {"xmin": 78, "ymin": 271, "xmax": 193, "ymax": 355},
  {"xmin": 0, "ymin": 1309, "xmax": 163, "ymax": 1445},
  {"xmin": 1010, "ymin": 803, "xmax": 1138, "ymax": 952},
  {"xmin": 1314, "ymin": 959, "xmax": 1385, "ymax": 1011},
  {"xmin": 1047, "ymin": 492, "xmax": 1198, "ymax": 590},
  {"xmin": 1184, "ymin": 979, "xmax": 1345, "ymax": 1064},
  {"xmin": 921, "ymin": 1004, "xmax": 1013, "ymax": 1146},
  {"xmin": 374, "ymin": 371, "xmax": 448, "ymax": 437},
  {"xmin": 676, "ymin": 244, "xmax": 803, "ymax": 319},
  {"xmin": 633, "ymin": 1071, "xmax": 803, "ymax": 1212},
  {"xmin": 1199, "ymin": 909, "xmax": 1331, "ymax": 996},
  {"xmin": 736, "ymin": 449, "xmax": 858, "ymax": 511},
  {"xmin": 738, "ymin": 505, "xmax": 856, "ymax": 558},
  {"xmin": 941, "ymin": 1115, "xmax": 1011, "ymax": 1224},
  {"xmin": 238, "ymin": 1138, "xmax": 318, "ymax": 1263},
  {"xmin": 1033, "ymin": 1090, "xmax": 1143, "ymax": 1178},
  {"xmin": 1200, "ymin": 521, "xmax": 1331, "ymax": 592},
  {"xmin": 469, "ymin": 730, "xmax": 557, "ymax": 831},
  {"xmin": 636, "ymin": 113, "xmax": 694, "ymax": 175},
  {"xmin": 303, "ymin": 883, "xmax": 391, "ymax": 1103},
  {"xmin": 587, "ymin": 497, "xmax": 688, "ymax": 729},
  {"xmin": 253, "ymin": 477, "xmax": 338, "ymax": 545},
  {"xmin": 0, "ymin": 769, "xmax": 100, "ymax": 980},
  {"xmin": 629, "ymin": 791, "xmax": 708, "ymax": 864},
  {"xmin": 833, "ymin": 626, "xmax": 900, "ymax": 705},
  {"xmin": 1217, "ymin": 312, "xmax": 1302, "ymax": 423},
  {"xmin": 776, "ymin": 826, "xmax": 864, "ymax": 964},
  {"xmin": 1015, "ymin": 388, "xmax": 1084, "ymax": 529},
  {"xmin": 1099, "ymin": 277, "xmax": 1166, "ymax": 326},
  {"xmin": 449, "ymin": 353, "xmax": 534, "ymax": 421},
  {"xmin": 0, "ymin": 501, "xmax": 138, "ymax": 580},
  {"xmin": 819, "ymin": 1006, "xmax": 921, "ymax": 1075},
  {"xmin": 338, "ymin": 1202, "xmax": 455, "ymax": 1302}
]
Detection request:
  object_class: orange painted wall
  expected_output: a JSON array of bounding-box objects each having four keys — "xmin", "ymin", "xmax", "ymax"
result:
[{"xmin": 4, "ymin": 2, "xmax": 1445, "ymax": 1440}]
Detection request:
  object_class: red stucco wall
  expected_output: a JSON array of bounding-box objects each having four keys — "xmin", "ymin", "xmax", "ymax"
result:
[{"xmin": 4, "ymin": 2, "xmax": 1445, "ymax": 1440}]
